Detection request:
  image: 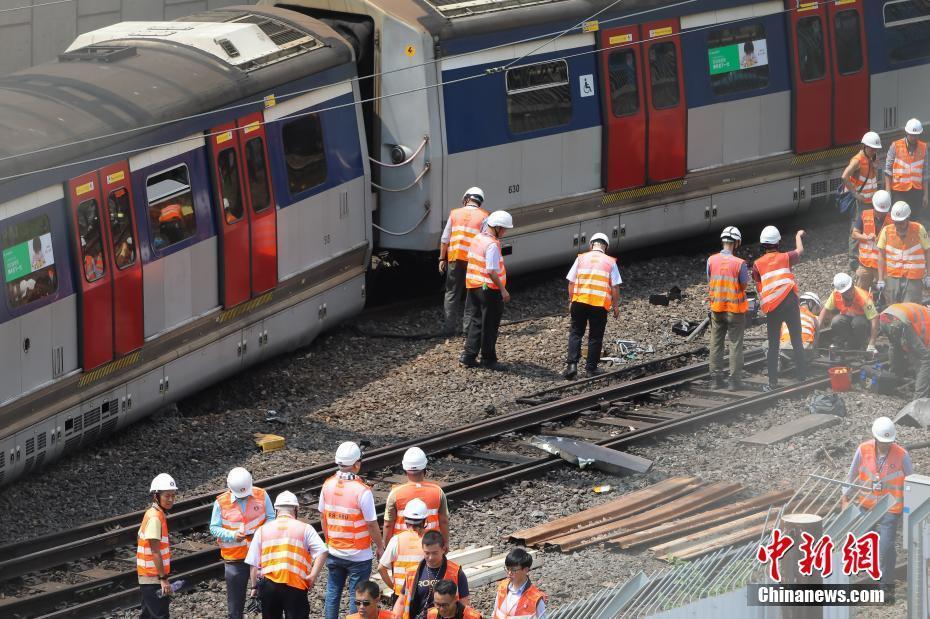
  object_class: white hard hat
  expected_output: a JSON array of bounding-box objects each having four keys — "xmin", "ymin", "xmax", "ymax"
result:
[
  {"xmin": 274, "ymin": 490, "xmax": 300, "ymax": 508},
  {"xmin": 403, "ymin": 498, "xmax": 429, "ymax": 521},
  {"xmin": 720, "ymin": 226, "xmax": 741, "ymax": 243},
  {"xmin": 861, "ymin": 131, "xmax": 882, "ymax": 150},
  {"xmin": 589, "ymin": 232, "xmax": 610, "ymax": 246},
  {"xmin": 891, "ymin": 201, "xmax": 912, "ymax": 222},
  {"xmin": 759, "ymin": 225, "xmax": 781, "ymax": 245},
  {"xmin": 402, "ymin": 446, "xmax": 428, "ymax": 472},
  {"xmin": 486, "ymin": 210, "xmax": 513, "ymax": 229},
  {"xmin": 832, "ymin": 272, "xmax": 853, "ymax": 294},
  {"xmin": 872, "ymin": 417, "xmax": 896, "ymax": 443},
  {"xmin": 799, "ymin": 291, "xmax": 821, "ymax": 308},
  {"xmin": 462, "ymin": 186, "xmax": 485, "ymax": 205},
  {"xmin": 227, "ymin": 467, "xmax": 253, "ymax": 499},
  {"xmin": 335, "ymin": 441, "xmax": 362, "ymax": 466},
  {"xmin": 906, "ymin": 118, "xmax": 924, "ymax": 135},
  {"xmin": 872, "ymin": 190, "xmax": 892, "ymax": 213},
  {"xmin": 150, "ymin": 473, "xmax": 177, "ymax": 493}
]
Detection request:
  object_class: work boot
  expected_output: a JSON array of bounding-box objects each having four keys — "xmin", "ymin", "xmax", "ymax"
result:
[
  {"xmin": 562, "ymin": 363, "xmax": 578, "ymax": 380},
  {"xmin": 713, "ymin": 373, "xmax": 728, "ymax": 389},
  {"xmin": 585, "ymin": 366, "xmax": 606, "ymax": 377},
  {"xmin": 729, "ymin": 377, "xmax": 744, "ymax": 392},
  {"xmin": 459, "ymin": 354, "xmax": 478, "ymax": 368}
]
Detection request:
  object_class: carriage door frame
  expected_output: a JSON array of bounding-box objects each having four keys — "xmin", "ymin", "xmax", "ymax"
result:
[
  {"xmin": 642, "ymin": 19, "xmax": 687, "ymax": 183},
  {"xmin": 786, "ymin": 1, "xmax": 832, "ymax": 153},
  {"xmin": 236, "ymin": 113, "xmax": 277, "ymax": 296},
  {"xmin": 827, "ymin": 0, "xmax": 869, "ymax": 146}
]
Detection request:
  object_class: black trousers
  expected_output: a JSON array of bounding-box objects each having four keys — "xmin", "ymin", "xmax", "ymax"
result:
[
  {"xmin": 464, "ymin": 287, "xmax": 504, "ymax": 363},
  {"xmin": 830, "ymin": 314, "xmax": 871, "ymax": 350},
  {"xmin": 765, "ymin": 294, "xmax": 808, "ymax": 384},
  {"xmin": 260, "ymin": 580, "xmax": 309, "ymax": 619},
  {"xmin": 139, "ymin": 584, "xmax": 170, "ymax": 619},
  {"xmin": 443, "ymin": 260, "xmax": 469, "ymax": 334},
  {"xmin": 567, "ymin": 302, "xmax": 608, "ymax": 370}
]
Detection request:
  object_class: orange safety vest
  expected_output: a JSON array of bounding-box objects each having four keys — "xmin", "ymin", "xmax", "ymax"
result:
[
  {"xmin": 755, "ymin": 252, "xmax": 797, "ymax": 313},
  {"xmin": 891, "ymin": 138, "xmax": 927, "ymax": 191},
  {"xmin": 136, "ymin": 506, "xmax": 171, "ymax": 579},
  {"xmin": 257, "ymin": 514, "xmax": 314, "ymax": 590},
  {"xmin": 390, "ymin": 530, "xmax": 425, "ymax": 596},
  {"xmin": 321, "ymin": 474, "xmax": 372, "ymax": 552},
  {"xmin": 399, "ymin": 560, "xmax": 461, "ymax": 619},
  {"xmin": 465, "ymin": 233, "xmax": 506, "ymax": 290},
  {"xmin": 858, "ymin": 210, "xmax": 892, "ymax": 269},
  {"xmin": 780, "ymin": 306, "xmax": 817, "ymax": 348},
  {"xmin": 347, "ymin": 612, "xmax": 397, "ymax": 619},
  {"xmin": 883, "ymin": 302, "xmax": 930, "ymax": 348},
  {"xmin": 158, "ymin": 203, "xmax": 184, "ymax": 223},
  {"xmin": 847, "ymin": 151, "xmax": 878, "ymax": 204},
  {"xmin": 494, "ymin": 580, "xmax": 547, "ymax": 619},
  {"xmin": 570, "ymin": 250, "xmax": 617, "ymax": 310},
  {"xmin": 83, "ymin": 254, "xmax": 104, "ymax": 279},
  {"xmin": 428, "ymin": 606, "xmax": 483, "ymax": 619},
  {"xmin": 882, "ymin": 222, "xmax": 926, "ymax": 279},
  {"xmin": 447, "ymin": 206, "xmax": 489, "ymax": 262},
  {"xmin": 832, "ymin": 287, "xmax": 873, "ymax": 317},
  {"xmin": 856, "ymin": 441, "xmax": 907, "ymax": 515},
  {"xmin": 391, "ymin": 481, "xmax": 443, "ymax": 533},
  {"xmin": 215, "ymin": 487, "xmax": 269, "ymax": 561},
  {"xmin": 707, "ymin": 252, "xmax": 748, "ymax": 314}
]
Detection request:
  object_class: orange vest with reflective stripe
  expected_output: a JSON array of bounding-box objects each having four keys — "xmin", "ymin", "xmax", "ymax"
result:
[
  {"xmin": 158, "ymin": 203, "xmax": 183, "ymax": 223},
  {"xmin": 321, "ymin": 474, "xmax": 372, "ymax": 552},
  {"xmin": 447, "ymin": 206, "xmax": 489, "ymax": 262},
  {"xmin": 215, "ymin": 487, "xmax": 268, "ymax": 561},
  {"xmin": 391, "ymin": 481, "xmax": 443, "ymax": 533},
  {"xmin": 883, "ymin": 302, "xmax": 930, "ymax": 348},
  {"xmin": 494, "ymin": 580, "xmax": 547, "ymax": 619},
  {"xmin": 391, "ymin": 530, "xmax": 425, "ymax": 596},
  {"xmin": 883, "ymin": 222, "xmax": 926, "ymax": 279},
  {"xmin": 466, "ymin": 233, "xmax": 506, "ymax": 290},
  {"xmin": 428, "ymin": 606, "xmax": 482, "ymax": 619},
  {"xmin": 891, "ymin": 138, "xmax": 927, "ymax": 191},
  {"xmin": 347, "ymin": 612, "xmax": 397, "ymax": 619},
  {"xmin": 399, "ymin": 560, "xmax": 461, "ymax": 619},
  {"xmin": 755, "ymin": 252, "xmax": 797, "ymax": 313},
  {"xmin": 570, "ymin": 250, "xmax": 617, "ymax": 310},
  {"xmin": 858, "ymin": 210, "xmax": 891, "ymax": 269},
  {"xmin": 833, "ymin": 287, "xmax": 872, "ymax": 317},
  {"xmin": 857, "ymin": 441, "xmax": 907, "ymax": 515},
  {"xmin": 707, "ymin": 252, "xmax": 748, "ymax": 314},
  {"xmin": 257, "ymin": 514, "xmax": 314, "ymax": 590},
  {"xmin": 780, "ymin": 306, "xmax": 816, "ymax": 348},
  {"xmin": 136, "ymin": 506, "xmax": 170, "ymax": 578},
  {"xmin": 848, "ymin": 151, "xmax": 878, "ymax": 204}
]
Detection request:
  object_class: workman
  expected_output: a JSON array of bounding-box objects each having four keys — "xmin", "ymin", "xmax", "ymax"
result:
[
  {"xmin": 885, "ymin": 118, "xmax": 928, "ymax": 218},
  {"xmin": 562, "ymin": 232, "xmax": 621, "ymax": 380},
  {"xmin": 780, "ymin": 292, "xmax": 820, "ymax": 352},
  {"xmin": 320, "ymin": 442, "xmax": 385, "ymax": 619},
  {"xmin": 461, "ymin": 210, "xmax": 513, "ymax": 371},
  {"xmin": 210, "ymin": 467, "xmax": 275, "ymax": 619},
  {"xmin": 494, "ymin": 548, "xmax": 547, "ymax": 619},
  {"xmin": 818, "ymin": 273, "xmax": 879, "ymax": 353},
  {"xmin": 852, "ymin": 189, "xmax": 893, "ymax": 291},
  {"xmin": 429, "ymin": 579, "xmax": 482, "ymax": 619},
  {"xmin": 752, "ymin": 226, "xmax": 808, "ymax": 390},
  {"xmin": 842, "ymin": 131, "xmax": 882, "ymax": 270},
  {"xmin": 880, "ymin": 302, "xmax": 930, "ymax": 400},
  {"xmin": 877, "ymin": 201, "xmax": 930, "ymax": 304},
  {"xmin": 347, "ymin": 580, "xmax": 397, "ymax": 619},
  {"xmin": 383, "ymin": 447, "xmax": 449, "ymax": 546},
  {"xmin": 440, "ymin": 188, "xmax": 489, "ymax": 336},
  {"xmin": 379, "ymin": 499, "xmax": 428, "ymax": 600},
  {"xmin": 137, "ymin": 473, "xmax": 178, "ymax": 619},
  {"xmin": 842, "ymin": 417, "xmax": 913, "ymax": 589},
  {"xmin": 246, "ymin": 491, "xmax": 328, "ymax": 619},
  {"xmin": 392, "ymin": 531, "xmax": 469, "ymax": 619},
  {"xmin": 706, "ymin": 225, "xmax": 749, "ymax": 391}
]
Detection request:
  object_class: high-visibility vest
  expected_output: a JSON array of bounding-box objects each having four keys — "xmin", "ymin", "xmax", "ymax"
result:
[
  {"xmin": 465, "ymin": 233, "xmax": 506, "ymax": 290},
  {"xmin": 858, "ymin": 210, "xmax": 891, "ymax": 269},
  {"xmin": 347, "ymin": 611, "xmax": 397, "ymax": 619},
  {"xmin": 847, "ymin": 151, "xmax": 878, "ymax": 204},
  {"xmin": 447, "ymin": 206, "xmax": 489, "ymax": 262},
  {"xmin": 399, "ymin": 560, "xmax": 461, "ymax": 619},
  {"xmin": 832, "ymin": 287, "xmax": 873, "ymax": 316},
  {"xmin": 856, "ymin": 441, "xmax": 907, "ymax": 515},
  {"xmin": 882, "ymin": 302, "xmax": 930, "ymax": 348},
  {"xmin": 755, "ymin": 252, "xmax": 797, "ymax": 313},
  {"xmin": 158, "ymin": 203, "xmax": 184, "ymax": 223},
  {"xmin": 136, "ymin": 506, "xmax": 170, "ymax": 578},
  {"xmin": 570, "ymin": 250, "xmax": 617, "ymax": 310},
  {"xmin": 780, "ymin": 306, "xmax": 817, "ymax": 348},
  {"xmin": 83, "ymin": 254, "xmax": 104, "ymax": 279},
  {"xmin": 257, "ymin": 514, "xmax": 314, "ymax": 590},
  {"xmin": 882, "ymin": 222, "xmax": 926, "ymax": 279},
  {"xmin": 494, "ymin": 580, "xmax": 547, "ymax": 619},
  {"xmin": 891, "ymin": 138, "xmax": 927, "ymax": 191},
  {"xmin": 428, "ymin": 606, "xmax": 483, "ymax": 619},
  {"xmin": 391, "ymin": 481, "xmax": 443, "ymax": 533},
  {"xmin": 321, "ymin": 474, "xmax": 372, "ymax": 552},
  {"xmin": 215, "ymin": 487, "xmax": 269, "ymax": 561},
  {"xmin": 707, "ymin": 252, "xmax": 748, "ymax": 314},
  {"xmin": 390, "ymin": 530, "xmax": 425, "ymax": 596}
]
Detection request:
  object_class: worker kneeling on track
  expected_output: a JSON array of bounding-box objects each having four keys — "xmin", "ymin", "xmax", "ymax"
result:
[
  {"xmin": 818, "ymin": 273, "xmax": 879, "ymax": 353},
  {"xmin": 346, "ymin": 580, "xmax": 396, "ymax": 619},
  {"xmin": 562, "ymin": 232, "xmax": 622, "ymax": 380},
  {"xmin": 137, "ymin": 473, "xmax": 178, "ymax": 619},
  {"xmin": 780, "ymin": 292, "xmax": 819, "ymax": 355},
  {"xmin": 707, "ymin": 226, "xmax": 749, "ymax": 391},
  {"xmin": 429, "ymin": 579, "xmax": 482, "ymax": 618},
  {"xmin": 393, "ymin": 531, "xmax": 469, "ymax": 619},
  {"xmin": 876, "ymin": 200, "xmax": 930, "ymax": 304},
  {"xmin": 880, "ymin": 302, "xmax": 930, "ymax": 400}
]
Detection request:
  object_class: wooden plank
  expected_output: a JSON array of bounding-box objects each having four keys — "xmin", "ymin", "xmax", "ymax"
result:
[
  {"xmin": 671, "ymin": 396, "xmax": 726, "ymax": 409},
  {"xmin": 463, "ymin": 550, "xmax": 543, "ymax": 589},
  {"xmin": 740, "ymin": 414, "xmax": 840, "ymax": 446},
  {"xmin": 650, "ymin": 511, "xmax": 771, "ymax": 557},
  {"xmin": 540, "ymin": 426, "xmax": 607, "ymax": 441},
  {"xmin": 33, "ymin": 581, "xmax": 72, "ymax": 593},
  {"xmin": 668, "ymin": 522, "xmax": 768, "ymax": 561},
  {"xmin": 77, "ymin": 567, "xmax": 124, "ymax": 580},
  {"xmin": 685, "ymin": 388, "xmax": 743, "ymax": 399},
  {"xmin": 453, "ymin": 448, "xmax": 536, "ymax": 465},
  {"xmin": 371, "ymin": 546, "xmax": 495, "ymax": 595},
  {"xmin": 587, "ymin": 416, "xmax": 654, "ymax": 430}
]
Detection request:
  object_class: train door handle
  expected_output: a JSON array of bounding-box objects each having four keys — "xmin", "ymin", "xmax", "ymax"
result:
[
  {"xmin": 164, "ymin": 376, "xmax": 169, "ymax": 393},
  {"xmin": 572, "ymin": 234, "xmax": 579, "ymax": 247},
  {"xmin": 712, "ymin": 206, "xmax": 717, "ymax": 217},
  {"xmin": 580, "ymin": 233, "xmax": 587, "ymax": 245},
  {"xmin": 620, "ymin": 224, "xmax": 626, "ymax": 237},
  {"xmin": 237, "ymin": 342, "xmax": 243, "ymax": 356},
  {"xmin": 800, "ymin": 187, "xmax": 806, "ymax": 200},
  {"xmin": 158, "ymin": 379, "xmax": 164, "ymax": 394},
  {"xmin": 612, "ymin": 226, "xmax": 618, "ymax": 238},
  {"xmin": 793, "ymin": 188, "xmax": 799, "ymax": 201},
  {"xmin": 704, "ymin": 207, "xmax": 710, "ymax": 219},
  {"xmin": 127, "ymin": 393, "xmax": 133, "ymax": 410}
]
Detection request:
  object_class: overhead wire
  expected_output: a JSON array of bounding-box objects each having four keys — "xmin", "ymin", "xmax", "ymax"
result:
[{"xmin": 0, "ymin": 0, "xmax": 75, "ymax": 14}]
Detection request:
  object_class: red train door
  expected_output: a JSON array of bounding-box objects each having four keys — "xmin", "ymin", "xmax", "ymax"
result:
[
  {"xmin": 642, "ymin": 19, "xmax": 686, "ymax": 183},
  {"xmin": 209, "ymin": 122, "xmax": 251, "ymax": 308},
  {"xmin": 786, "ymin": 1, "xmax": 831, "ymax": 153},
  {"xmin": 599, "ymin": 25, "xmax": 646, "ymax": 191},
  {"xmin": 237, "ymin": 114, "xmax": 277, "ymax": 295},
  {"xmin": 827, "ymin": 0, "xmax": 869, "ymax": 145}
]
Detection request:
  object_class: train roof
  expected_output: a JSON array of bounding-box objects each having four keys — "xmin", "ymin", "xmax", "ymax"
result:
[{"xmin": 0, "ymin": 5, "xmax": 353, "ymax": 193}]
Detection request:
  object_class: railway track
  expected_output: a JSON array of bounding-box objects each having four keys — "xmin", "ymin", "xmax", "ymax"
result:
[{"xmin": 0, "ymin": 348, "xmax": 835, "ymax": 618}]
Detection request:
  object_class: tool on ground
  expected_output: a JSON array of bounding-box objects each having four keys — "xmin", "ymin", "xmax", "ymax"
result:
[{"xmin": 685, "ymin": 315, "xmax": 711, "ymax": 342}]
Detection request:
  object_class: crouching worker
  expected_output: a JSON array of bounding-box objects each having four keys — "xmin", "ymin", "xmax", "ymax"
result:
[
  {"xmin": 780, "ymin": 292, "xmax": 820, "ymax": 354},
  {"xmin": 818, "ymin": 273, "xmax": 879, "ymax": 353}
]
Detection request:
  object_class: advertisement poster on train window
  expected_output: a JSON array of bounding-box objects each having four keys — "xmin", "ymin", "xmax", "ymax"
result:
[
  {"xmin": 708, "ymin": 38, "xmax": 768, "ymax": 74},
  {"xmin": 3, "ymin": 233, "xmax": 54, "ymax": 283}
]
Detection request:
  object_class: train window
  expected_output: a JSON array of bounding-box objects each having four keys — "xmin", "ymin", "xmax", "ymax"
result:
[
  {"xmin": 884, "ymin": 0, "xmax": 930, "ymax": 64},
  {"xmin": 607, "ymin": 50, "xmax": 639, "ymax": 117},
  {"xmin": 834, "ymin": 11, "xmax": 863, "ymax": 74},
  {"xmin": 2, "ymin": 214, "xmax": 58, "ymax": 309},
  {"xmin": 648, "ymin": 42, "xmax": 679, "ymax": 109},
  {"xmin": 796, "ymin": 17, "xmax": 826, "ymax": 82},
  {"xmin": 505, "ymin": 60, "xmax": 572, "ymax": 134},
  {"xmin": 245, "ymin": 137, "xmax": 272, "ymax": 212},
  {"xmin": 107, "ymin": 189, "xmax": 136, "ymax": 270},
  {"xmin": 282, "ymin": 115, "xmax": 327, "ymax": 195},
  {"xmin": 217, "ymin": 148, "xmax": 244, "ymax": 224},
  {"xmin": 706, "ymin": 24, "xmax": 770, "ymax": 96},
  {"xmin": 77, "ymin": 200, "xmax": 105, "ymax": 283},
  {"xmin": 145, "ymin": 164, "xmax": 198, "ymax": 252}
]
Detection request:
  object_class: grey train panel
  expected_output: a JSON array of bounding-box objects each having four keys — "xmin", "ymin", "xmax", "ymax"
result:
[
  {"xmin": 143, "ymin": 258, "xmax": 167, "ymax": 338},
  {"xmin": 711, "ymin": 177, "xmax": 799, "ymax": 228},
  {"xmin": 51, "ymin": 294, "xmax": 78, "ymax": 378},
  {"xmin": 687, "ymin": 105, "xmax": 725, "ymax": 171},
  {"xmin": 897, "ymin": 65, "xmax": 930, "ymax": 131},
  {"xmin": 580, "ymin": 215, "xmax": 620, "ymax": 254},
  {"xmin": 121, "ymin": 368, "xmax": 166, "ymax": 428},
  {"xmin": 520, "ymin": 134, "xmax": 565, "ymax": 207},
  {"xmin": 476, "ymin": 141, "xmax": 524, "ymax": 210},
  {"xmin": 502, "ymin": 223, "xmax": 579, "ymax": 275},
  {"xmin": 19, "ymin": 303, "xmax": 53, "ymax": 394},
  {"xmin": 190, "ymin": 237, "xmax": 220, "ymax": 318},
  {"xmin": 758, "ymin": 91, "xmax": 791, "ymax": 159},
  {"xmin": 242, "ymin": 321, "xmax": 266, "ymax": 365},
  {"xmin": 800, "ymin": 170, "xmax": 842, "ymax": 213},
  {"xmin": 617, "ymin": 205, "xmax": 677, "ymax": 253},
  {"xmin": 870, "ymin": 71, "xmax": 898, "ymax": 132},
  {"xmin": 0, "ymin": 319, "xmax": 20, "ymax": 403},
  {"xmin": 562, "ymin": 127, "xmax": 602, "ymax": 196},
  {"xmin": 163, "ymin": 248, "xmax": 195, "ymax": 331},
  {"xmin": 163, "ymin": 329, "xmax": 243, "ymax": 402}
]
